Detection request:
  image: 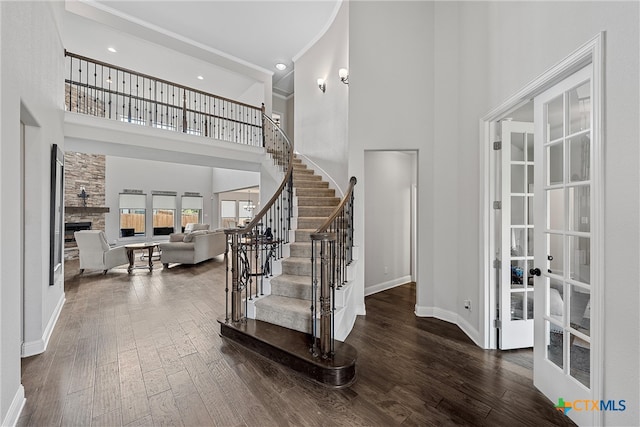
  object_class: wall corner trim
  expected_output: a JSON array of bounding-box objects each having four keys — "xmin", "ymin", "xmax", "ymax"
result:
[
  {"xmin": 22, "ymin": 293, "xmax": 65, "ymax": 357},
  {"xmin": 1, "ymin": 385, "xmax": 25, "ymax": 427}
]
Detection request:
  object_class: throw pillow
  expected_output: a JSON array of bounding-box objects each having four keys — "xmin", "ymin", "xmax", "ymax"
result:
[
  {"xmin": 169, "ymin": 233, "xmax": 185, "ymax": 242},
  {"xmin": 191, "ymin": 223, "xmax": 210, "ymax": 232},
  {"xmin": 183, "ymin": 230, "xmax": 208, "ymax": 243}
]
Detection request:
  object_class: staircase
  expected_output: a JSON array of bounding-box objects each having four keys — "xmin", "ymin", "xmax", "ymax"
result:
[
  {"xmin": 254, "ymin": 155, "xmax": 339, "ymax": 334},
  {"xmin": 220, "ymin": 116, "xmax": 356, "ymax": 388}
]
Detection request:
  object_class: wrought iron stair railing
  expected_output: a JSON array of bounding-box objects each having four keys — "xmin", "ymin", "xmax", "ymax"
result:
[
  {"xmin": 64, "ymin": 50, "xmax": 263, "ymax": 146},
  {"xmin": 311, "ymin": 176, "xmax": 357, "ymax": 358},
  {"xmin": 225, "ymin": 115, "xmax": 293, "ymax": 323}
]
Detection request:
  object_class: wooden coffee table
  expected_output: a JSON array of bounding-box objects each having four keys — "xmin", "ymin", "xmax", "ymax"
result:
[{"xmin": 125, "ymin": 242, "xmax": 159, "ymax": 274}]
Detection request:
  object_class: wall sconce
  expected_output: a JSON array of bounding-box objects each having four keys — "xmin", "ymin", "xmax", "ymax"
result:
[
  {"xmin": 339, "ymin": 68, "xmax": 349, "ymax": 85},
  {"xmin": 317, "ymin": 78, "xmax": 326, "ymax": 93}
]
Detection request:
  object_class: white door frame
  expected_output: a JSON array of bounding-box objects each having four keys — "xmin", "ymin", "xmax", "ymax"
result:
[{"xmin": 479, "ymin": 32, "xmax": 604, "ymax": 415}]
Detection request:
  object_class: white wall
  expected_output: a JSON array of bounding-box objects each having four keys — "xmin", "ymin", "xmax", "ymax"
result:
[
  {"xmin": 349, "ymin": 0, "xmax": 435, "ymax": 321},
  {"xmin": 286, "ymin": 95, "xmax": 295, "ymax": 143},
  {"xmin": 294, "ymin": 2, "xmax": 349, "ymax": 192},
  {"xmin": 0, "ymin": 1, "xmax": 65, "ymax": 424},
  {"xmin": 347, "ymin": 3, "xmax": 638, "ymax": 424},
  {"xmin": 211, "ymin": 168, "xmax": 260, "ymax": 194},
  {"xmin": 105, "ymin": 156, "xmax": 215, "ymax": 244},
  {"xmin": 364, "ymin": 151, "xmax": 415, "ymax": 295}
]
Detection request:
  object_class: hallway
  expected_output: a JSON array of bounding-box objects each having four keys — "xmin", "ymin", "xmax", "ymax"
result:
[{"xmin": 18, "ymin": 259, "xmax": 572, "ymax": 426}]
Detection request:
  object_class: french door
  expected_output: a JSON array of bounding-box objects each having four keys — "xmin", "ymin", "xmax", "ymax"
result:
[
  {"xmin": 499, "ymin": 121, "xmax": 535, "ymax": 350},
  {"xmin": 533, "ymin": 64, "xmax": 596, "ymax": 425}
]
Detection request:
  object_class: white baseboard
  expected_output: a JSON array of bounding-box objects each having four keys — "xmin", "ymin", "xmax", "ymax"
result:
[
  {"xmin": 365, "ymin": 275, "xmax": 412, "ymax": 297},
  {"xmin": 457, "ymin": 315, "xmax": 482, "ymax": 348},
  {"xmin": 2, "ymin": 385, "xmax": 25, "ymax": 427},
  {"xmin": 414, "ymin": 304, "xmax": 482, "ymax": 348},
  {"xmin": 22, "ymin": 293, "xmax": 65, "ymax": 357}
]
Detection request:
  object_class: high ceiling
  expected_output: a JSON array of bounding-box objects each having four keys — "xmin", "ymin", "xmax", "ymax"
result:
[{"xmin": 85, "ymin": 0, "xmax": 342, "ymax": 97}]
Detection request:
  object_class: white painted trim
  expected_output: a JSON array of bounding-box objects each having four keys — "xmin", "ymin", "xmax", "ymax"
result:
[
  {"xmin": 414, "ymin": 304, "xmax": 433, "ymax": 317},
  {"xmin": 364, "ymin": 275, "xmax": 412, "ymax": 297},
  {"xmin": 457, "ymin": 315, "xmax": 482, "ymax": 348},
  {"xmin": 334, "ymin": 305, "xmax": 358, "ymax": 342},
  {"xmin": 272, "ymin": 92, "xmax": 289, "ymax": 101},
  {"xmin": 292, "ymin": 0, "xmax": 343, "ymax": 63},
  {"xmin": 1, "ymin": 385, "xmax": 25, "ymax": 427},
  {"xmin": 22, "ymin": 293, "xmax": 65, "ymax": 357},
  {"xmin": 480, "ymin": 118, "xmax": 495, "ymax": 350},
  {"xmin": 294, "ymin": 152, "xmax": 345, "ymax": 197},
  {"xmin": 480, "ymin": 33, "xmax": 600, "ymax": 122},
  {"xmin": 429, "ymin": 307, "xmax": 457, "ymax": 324},
  {"xmin": 590, "ymin": 33, "xmax": 605, "ymax": 427}
]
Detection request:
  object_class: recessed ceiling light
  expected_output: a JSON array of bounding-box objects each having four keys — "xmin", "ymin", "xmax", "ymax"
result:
[
  {"xmin": 107, "ymin": 47, "xmax": 117, "ymax": 53},
  {"xmin": 275, "ymin": 63, "xmax": 287, "ymax": 71},
  {"xmin": 197, "ymin": 75, "xmax": 204, "ymax": 80}
]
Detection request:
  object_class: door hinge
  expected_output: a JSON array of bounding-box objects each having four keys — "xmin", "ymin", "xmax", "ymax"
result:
[
  {"xmin": 493, "ymin": 201, "xmax": 502, "ymax": 210},
  {"xmin": 493, "ymin": 259, "xmax": 501, "ymax": 269},
  {"xmin": 494, "ymin": 319, "xmax": 502, "ymax": 328},
  {"xmin": 493, "ymin": 140, "xmax": 502, "ymax": 150}
]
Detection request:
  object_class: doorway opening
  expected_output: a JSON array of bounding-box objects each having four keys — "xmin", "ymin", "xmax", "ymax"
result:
[
  {"xmin": 363, "ymin": 150, "xmax": 418, "ymax": 303},
  {"xmin": 481, "ymin": 33, "xmax": 603, "ymax": 426}
]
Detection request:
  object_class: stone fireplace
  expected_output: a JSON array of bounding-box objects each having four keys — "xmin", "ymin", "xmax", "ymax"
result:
[{"xmin": 64, "ymin": 152, "xmax": 109, "ymax": 260}]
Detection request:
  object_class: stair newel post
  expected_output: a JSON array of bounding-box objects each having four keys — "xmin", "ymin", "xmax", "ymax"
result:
[
  {"xmin": 310, "ymin": 238, "xmax": 318, "ymax": 356},
  {"xmin": 311, "ymin": 231, "xmax": 336, "ymax": 358},
  {"xmin": 229, "ymin": 231, "xmax": 242, "ymax": 323},
  {"xmin": 330, "ymin": 238, "xmax": 336, "ymax": 355},
  {"xmin": 224, "ymin": 230, "xmax": 230, "ymax": 323}
]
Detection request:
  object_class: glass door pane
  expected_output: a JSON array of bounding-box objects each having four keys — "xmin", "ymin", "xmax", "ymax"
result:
[
  {"xmin": 500, "ymin": 121, "xmax": 535, "ymax": 349},
  {"xmin": 538, "ymin": 69, "xmax": 592, "ymax": 390}
]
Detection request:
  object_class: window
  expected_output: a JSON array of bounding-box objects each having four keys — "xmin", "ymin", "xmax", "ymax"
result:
[
  {"xmin": 152, "ymin": 194, "xmax": 176, "ymax": 235},
  {"xmin": 119, "ymin": 193, "xmax": 146, "ymax": 237},
  {"xmin": 181, "ymin": 195, "xmax": 203, "ymax": 229},
  {"xmin": 221, "ymin": 200, "xmax": 236, "ymax": 228}
]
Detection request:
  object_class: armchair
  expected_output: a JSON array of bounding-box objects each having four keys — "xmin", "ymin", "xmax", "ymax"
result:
[{"xmin": 74, "ymin": 230, "xmax": 128, "ymax": 274}]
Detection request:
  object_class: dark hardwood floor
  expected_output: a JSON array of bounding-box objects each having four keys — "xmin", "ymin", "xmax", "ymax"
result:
[{"xmin": 17, "ymin": 258, "xmax": 574, "ymax": 426}]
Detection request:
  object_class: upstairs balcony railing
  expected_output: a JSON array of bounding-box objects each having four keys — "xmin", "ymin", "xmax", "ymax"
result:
[{"xmin": 64, "ymin": 50, "xmax": 263, "ymax": 146}]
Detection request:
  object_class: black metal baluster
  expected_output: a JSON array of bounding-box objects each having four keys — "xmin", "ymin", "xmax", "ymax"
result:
[
  {"xmin": 68, "ymin": 56, "xmax": 73, "ymax": 111},
  {"xmin": 127, "ymin": 73, "xmax": 132, "ymax": 122},
  {"xmin": 78, "ymin": 59, "xmax": 83, "ymax": 113},
  {"xmin": 204, "ymin": 96, "xmax": 208, "ymax": 137}
]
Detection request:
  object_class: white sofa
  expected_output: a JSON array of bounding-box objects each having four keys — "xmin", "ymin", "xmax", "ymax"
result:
[
  {"xmin": 74, "ymin": 230, "xmax": 129, "ymax": 274},
  {"xmin": 159, "ymin": 227, "xmax": 227, "ymax": 268}
]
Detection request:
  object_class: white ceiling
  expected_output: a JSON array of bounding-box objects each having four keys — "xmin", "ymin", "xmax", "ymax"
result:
[{"xmin": 84, "ymin": 0, "xmax": 342, "ymax": 97}]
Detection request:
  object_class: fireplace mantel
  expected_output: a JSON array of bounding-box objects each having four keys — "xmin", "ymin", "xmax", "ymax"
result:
[{"xmin": 65, "ymin": 206, "xmax": 110, "ymax": 214}]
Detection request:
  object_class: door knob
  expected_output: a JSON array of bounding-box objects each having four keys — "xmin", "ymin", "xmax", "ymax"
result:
[{"xmin": 529, "ymin": 267, "xmax": 541, "ymax": 277}]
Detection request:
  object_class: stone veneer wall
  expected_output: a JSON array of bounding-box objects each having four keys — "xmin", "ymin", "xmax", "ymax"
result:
[{"xmin": 64, "ymin": 151, "xmax": 107, "ymax": 259}]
